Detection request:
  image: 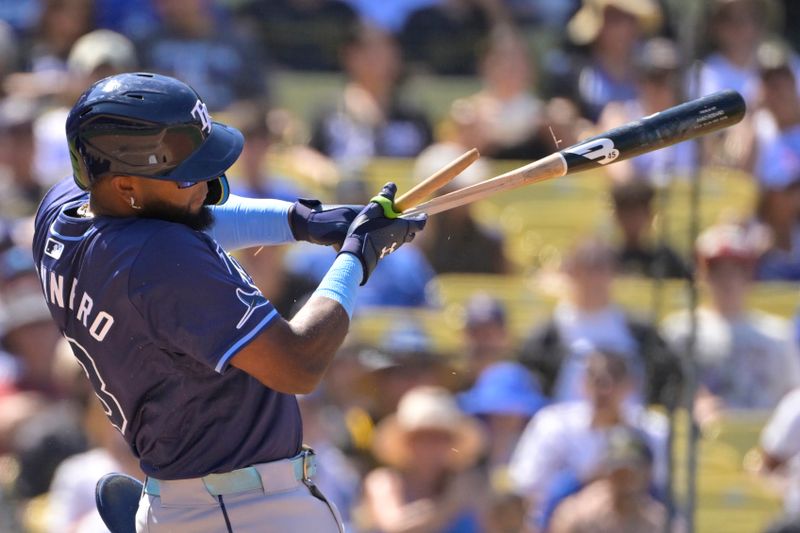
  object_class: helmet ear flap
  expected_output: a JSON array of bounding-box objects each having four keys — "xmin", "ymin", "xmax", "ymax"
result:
[{"xmin": 204, "ymin": 176, "xmax": 230, "ymax": 205}]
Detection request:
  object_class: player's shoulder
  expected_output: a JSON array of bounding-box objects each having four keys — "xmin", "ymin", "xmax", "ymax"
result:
[
  {"xmin": 131, "ymin": 221, "xmax": 216, "ymax": 264},
  {"xmin": 34, "ymin": 177, "xmax": 88, "ymax": 229}
]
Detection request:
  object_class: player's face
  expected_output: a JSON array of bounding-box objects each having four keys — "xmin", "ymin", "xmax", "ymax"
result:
[{"xmin": 132, "ymin": 177, "xmax": 214, "ymax": 231}]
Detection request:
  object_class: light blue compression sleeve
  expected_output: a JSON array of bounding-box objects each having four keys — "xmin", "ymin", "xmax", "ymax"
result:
[
  {"xmin": 312, "ymin": 253, "xmax": 363, "ymax": 319},
  {"xmin": 206, "ymin": 195, "xmax": 296, "ymax": 250}
]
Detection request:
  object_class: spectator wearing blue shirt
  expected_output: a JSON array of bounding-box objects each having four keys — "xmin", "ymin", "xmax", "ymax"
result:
[
  {"xmin": 546, "ymin": 0, "xmax": 663, "ymax": 121},
  {"xmin": 753, "ymin": 41, "xmax": 800, "ymax": 280}
]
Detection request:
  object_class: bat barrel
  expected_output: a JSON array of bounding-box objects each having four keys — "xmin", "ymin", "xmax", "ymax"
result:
[{"xmin": 560, "ymin": 89, "xmax": 746, "ymax": 174}]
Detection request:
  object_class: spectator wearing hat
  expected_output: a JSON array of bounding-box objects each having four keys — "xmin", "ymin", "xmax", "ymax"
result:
[
  {"xmin": 519, "ymin": 237, "xmax": 681, "ymax": 407},
  {"xmin": 610, "ymin": 179, "xmax": 691, "ymax": 279},
  {"xmin": 547, "ymin": 0, "xmax": 663, "ymax": 121},
  {"xmin": 549, "ymin": 427, "xmax": 669, "ymax": 533},
  {"xmin": 460, "ymin": 361, "xmax": 547, "ymax": 469},
  {"xmin": 662, "ymin": 224, "xmax": 800, "ymax": 413},
  {"xmin": 509, "ymin": 351, "xmax": 668, "ymax": 530},
  {"xmin": 598, "ymin": 38, "xmax": 698, "ymax": 184},
  {"xmin": 358, "ymin": 386, "xmax": 487, "ymax": 533}
]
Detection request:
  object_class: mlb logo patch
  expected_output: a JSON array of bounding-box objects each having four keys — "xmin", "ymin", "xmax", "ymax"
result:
[{"xmin": 45, "ymin": 238, "xmax": 64, "ymax": 259}]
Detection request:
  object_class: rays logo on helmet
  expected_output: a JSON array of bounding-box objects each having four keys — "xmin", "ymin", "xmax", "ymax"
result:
[
  {"xmin": 191, "ymin": 99, "xmax": 212, "ymax": 133},
  {"xmin": 564, "ymin": 138, "xmax": 619, "ymax": 165}
]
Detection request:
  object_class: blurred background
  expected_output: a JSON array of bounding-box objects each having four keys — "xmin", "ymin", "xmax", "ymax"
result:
[{"xmin": 3, "ymin": 0, "xmax": 800, "ymax": 531}]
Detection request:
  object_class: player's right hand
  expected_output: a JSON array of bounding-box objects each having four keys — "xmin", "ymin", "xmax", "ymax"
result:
[{"xmin": 339, "ymin": 182, "xmax": 427, "ymax": 285}]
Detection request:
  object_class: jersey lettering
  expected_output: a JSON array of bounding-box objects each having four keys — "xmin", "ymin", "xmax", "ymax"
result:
[
  {"xmin": 49, "ymin": 271, "xmax": 65, "ymax": 308},
  {"xmin": 76, "ymin": 292, "xmax": 93, "ymax": 327},
  {"xmin": 66, "ymin": 335, "xmax": 128, "ymax": 434}
]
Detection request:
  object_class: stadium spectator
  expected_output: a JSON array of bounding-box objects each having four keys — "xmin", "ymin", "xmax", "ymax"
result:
[
  {"xmin": 459, "ymin": 361, "xmax": 547, "ymax": 468},
  {"xmin": 549, "ymin": 426, "xmax": 669, "ymax": 533},
  {"xmin": 509, "ymin": 351, "xmax": 669, "ymax": 530},
  {"xmin": 222, "ymin": 101, "xmax": 302, "ymax": 202},
  {"xmin": 662, "ymin": 224, "xmax": 800, "ymax": 412},
  {"xmin": 310, "ymin": 21, "xmax": 433, "ymax": 171},
  {"xmin": 359, "ymin": 386, "xmax": 487, "ymax": 532},
  {"xmin": 0, "ymin": 246, "xmax": 62, "ymax": 398},
  {"xmin": 610, "ymin": 179, "xmax": 691, "ymax": 279},
  {"xmin": 462, "ymin": 28, "xmax": 550, "ymax": 160},
  {"xmin": 136, "ymin": 0, "xmax": 267, "ymax": 111},
  {"xmin": 0, "ymin": 97, "xmax": 46, "ymax": 218},
  {"xmin": 519, "ymin": 238, "xmax": 682, "ymax": 406},
  {"xmin": 412, "ymin": 131, "xmax": 510, "ymax": 274},
  {"xmin": 748, "ymin": 40, "xmax": 800, "ymax": 280},
  {"xmin": 399, "ymin": 0, "xmax": 499, "ymax": 75},
  {"xmin": 758, "ymin": 387, "xmax": 800, "ymax": 519},
  {"xmin": 690, "ymin": 0, "xmax": 781, "ymax": 104},
  {"xmin": 234, "ymin": 0, "xmax": 357, "ymax": 71},
  {"xmin": 23, "ymin": 0, "xmax": 94, "ymax": 74},
  {"xmin": 547, "ymin": 0, "xmax": 663, "ymax": 121},
  {"xmin": 598, "ymin": 37, "xmax": 698, "ymax": 184},
  {"xmin": 354, "ymin": 321, "xmax": 450, "ymax": 420},
  {"xmin": 460, "ymin": 293, "xmax": 514, "ymax": 385}
]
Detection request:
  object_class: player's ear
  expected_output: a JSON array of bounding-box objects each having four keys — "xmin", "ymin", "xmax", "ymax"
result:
[
  {"xmin": 107, "ymin": 175, "xmax": 142, "ymax": 208},
  {"xmin": 109, "ymin": 175, "xmax": 135, "ymax": 195}
]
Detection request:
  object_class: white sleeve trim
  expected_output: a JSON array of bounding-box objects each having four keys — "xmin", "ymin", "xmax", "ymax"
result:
[{"xmin": 214, "ymin": 308, "xmax": 279, "ymax": 373}]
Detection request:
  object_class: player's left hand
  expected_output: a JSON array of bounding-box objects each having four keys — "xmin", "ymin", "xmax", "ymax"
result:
[{"xmin": 289, "ymin": 199, "xmax": 363, "ymax": 247}]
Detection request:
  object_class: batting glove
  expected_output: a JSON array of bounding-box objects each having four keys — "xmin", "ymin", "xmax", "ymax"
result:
[
  {"xmin": 289, "ymin": 199, "xmax": 363, "ymax": 246},
  {"xmin": 339, "ymin": 182, "xmax": 428, "ymax": 285}
]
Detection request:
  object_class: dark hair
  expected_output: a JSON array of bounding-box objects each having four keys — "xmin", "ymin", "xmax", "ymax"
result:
[{"xmin": 611, "ymin": 179, "xmax": 655, "ymax": 210}]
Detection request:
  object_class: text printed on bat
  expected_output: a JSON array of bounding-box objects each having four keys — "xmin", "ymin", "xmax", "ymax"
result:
[{"xmin": 563, "ymin": 138, "xmax": 620, "ymax": 165}]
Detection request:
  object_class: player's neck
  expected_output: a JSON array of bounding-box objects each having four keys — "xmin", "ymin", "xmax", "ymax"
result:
[{"xmin": 88, "ymin": 193, "xmax": 135, "ymax": 217}]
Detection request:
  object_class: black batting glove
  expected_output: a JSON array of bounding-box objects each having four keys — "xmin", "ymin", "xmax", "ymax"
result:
[
  {"xmin": 289, "ymin": 199, "xmax": 363, "ymax": 247},
  {"xmin": 338, "ymin": 182, "xmax": 428, "ymax": 285}
]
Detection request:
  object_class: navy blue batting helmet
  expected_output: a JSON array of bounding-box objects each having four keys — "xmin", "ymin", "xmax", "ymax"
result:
[{"xmin": 66, "ymin": 72, "xmax": 243, "ymax": 205}]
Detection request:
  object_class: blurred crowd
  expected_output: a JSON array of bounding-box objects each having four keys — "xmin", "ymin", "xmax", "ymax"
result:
[{"xmin": 5, "ymin": 0, "xmax": 800, "ymax": 531}]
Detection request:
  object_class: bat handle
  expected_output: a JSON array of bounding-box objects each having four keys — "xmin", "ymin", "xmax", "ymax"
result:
[{"xmin": 394, "ymin": 148, "xmax": 480, "ymax": 212}]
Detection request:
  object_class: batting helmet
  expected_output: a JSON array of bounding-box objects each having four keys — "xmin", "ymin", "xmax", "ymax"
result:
[{"xmin": 66, "ymin": 72, "xmax": 244, "ymax": 205}]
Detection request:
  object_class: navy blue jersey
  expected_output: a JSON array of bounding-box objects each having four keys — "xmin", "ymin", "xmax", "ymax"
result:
[{"xmin": 32, "ymin": 179, "xmax": 302, "ymax": 479}]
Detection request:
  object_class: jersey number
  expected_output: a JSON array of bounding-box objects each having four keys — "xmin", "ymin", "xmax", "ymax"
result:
[{"xmin": 66, "ymin": 336, "xmax": 128, "ymax": 435}]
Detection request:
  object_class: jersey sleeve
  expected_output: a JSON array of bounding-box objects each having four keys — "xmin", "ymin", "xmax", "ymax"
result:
[{"xmin": 128, "ymin": 225, "xmax": 279, "ymax": 373}]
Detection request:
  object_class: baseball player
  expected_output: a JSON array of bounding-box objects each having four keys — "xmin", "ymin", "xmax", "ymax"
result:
[{"xmin": 31, "ymin": 72, "xmax": 426, "ymax": 532}]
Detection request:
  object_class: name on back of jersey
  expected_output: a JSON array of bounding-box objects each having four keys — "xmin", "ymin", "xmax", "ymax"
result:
[{"xmin": 38, "ymin": 264, "xmax": 115, "ymax": 342}]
